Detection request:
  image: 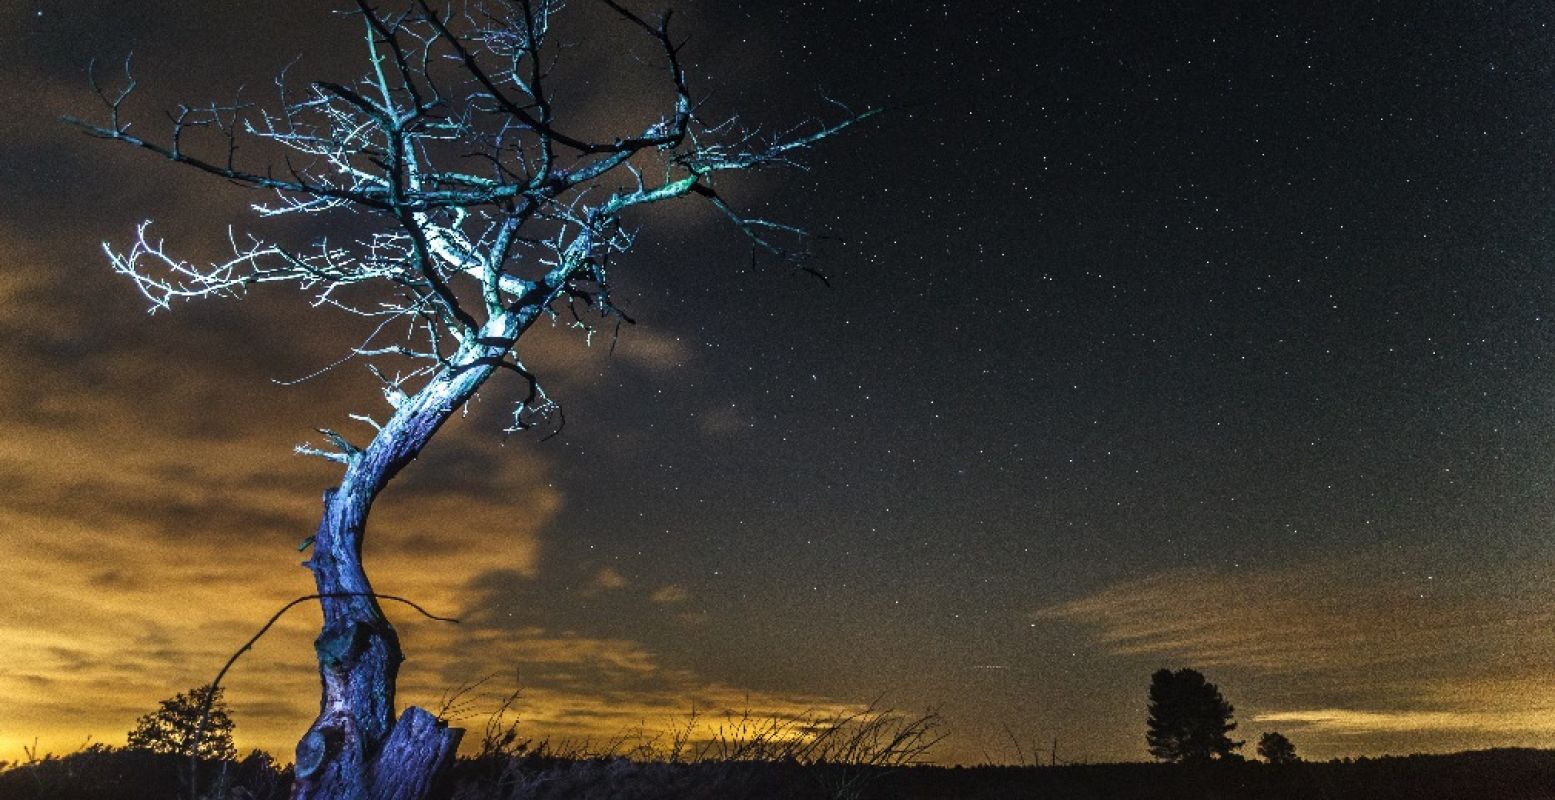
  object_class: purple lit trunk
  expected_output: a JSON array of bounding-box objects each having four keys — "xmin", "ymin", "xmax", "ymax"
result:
[{"xmin": 290, "ymin": 314, "xmax": 525, "ymax": 800}]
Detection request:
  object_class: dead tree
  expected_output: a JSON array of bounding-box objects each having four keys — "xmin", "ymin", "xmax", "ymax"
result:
[{"xmin": 68, "ymin": 2, "xmax": 872, "ymax": 798}]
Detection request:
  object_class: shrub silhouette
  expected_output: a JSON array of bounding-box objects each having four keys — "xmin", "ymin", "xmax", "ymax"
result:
[{"xmin": 126, "ymin": 684, "xmax": 236, "ymax": 761}]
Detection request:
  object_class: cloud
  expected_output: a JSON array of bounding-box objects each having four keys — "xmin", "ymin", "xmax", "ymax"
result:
[
  {"xmin": 0, "ymin": 235, "xmax": 562, "ymax": 763},
  {"xmin": 589, "ymin": 567, "xmax": 630, "ymax": 592},
  {"xmin": 1252, "ymin": 707, "xmax": 1555, "ymax": 736},
  {"xmin": 390, "ymin": 619, "xmax": 866, "ymax": 754},
  {"xmin": 518, "ymin": 321, "xmax": 695, "ymax": 384},
  {"xmin": 1033, "ymin": 557, "xmax": 1553, "ymax": 673},
  {"xmin": 611, "ymin": 329, "xmax": 694, "ymax": 375},
  {"xmin": 650, "ymin": 584, "xmax": 690, "ymax": 605},
  {"xmin": 697, "ymin": 404, "xmax": 750, "ymax": 437}
]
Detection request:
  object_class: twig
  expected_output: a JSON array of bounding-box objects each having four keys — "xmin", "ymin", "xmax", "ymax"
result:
[{"xmin": 186, "ymin": 592, "xmax": 458, "ymax": 799}]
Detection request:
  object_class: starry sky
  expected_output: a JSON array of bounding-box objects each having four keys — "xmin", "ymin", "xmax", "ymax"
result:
[{"xmin": 4, "ymin": 0, "xmax": 1555, "ymax": 767}]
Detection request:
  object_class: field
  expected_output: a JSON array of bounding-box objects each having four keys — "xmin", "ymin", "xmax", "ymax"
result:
[{"xmin": 5, "ymin": 747, "xmax": 1554, "ymax": 800}]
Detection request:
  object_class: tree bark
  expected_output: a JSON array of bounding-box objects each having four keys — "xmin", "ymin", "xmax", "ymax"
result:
[{"xmin": 290, "ymin": 315, "xmax": 527, "ymax": 800}]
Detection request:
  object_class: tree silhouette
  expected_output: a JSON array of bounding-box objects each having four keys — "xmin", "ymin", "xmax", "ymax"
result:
[
  {"xmin": 69, "ymin": 1, "xmax": 870, "ymax": 797},
  {"xmin": 1145, "ymin": 668, "xmax": 1242, "ymax": 763},
  {"xmin": 1258, "ymin": 731, "xmax": 1299, "ymax": 764},
  {"xmin": 126, "ymin": 684, "xmax": 237, "ymax": 762}
]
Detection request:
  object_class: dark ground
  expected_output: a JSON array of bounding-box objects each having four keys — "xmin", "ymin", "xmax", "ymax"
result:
[{"xmin": 4, "ymin": 747, "xmax": 1555, "ymax": 800}]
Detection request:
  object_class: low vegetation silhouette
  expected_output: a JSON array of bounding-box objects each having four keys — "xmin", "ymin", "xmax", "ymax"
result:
[
  {"xmin": 6, "ymin": 669, "xmax": 1555, "ymax": 799},
  {"xmin": 9, "ymin": 733, "xmax": 1555, "ymax": 800}
]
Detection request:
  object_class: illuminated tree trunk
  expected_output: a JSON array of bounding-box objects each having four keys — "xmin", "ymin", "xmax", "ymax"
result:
[{"xmin": 291, "ymin": 318, "xmax": 522, "ymax": 800}]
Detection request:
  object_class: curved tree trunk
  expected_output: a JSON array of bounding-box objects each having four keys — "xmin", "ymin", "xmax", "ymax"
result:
[
  {"xmin": 290, "ymin": 315, "xmax": 526, "ymax": 800},
  {"xmin": 290, "ymin": 487, "xmax": 463, "ymax": 800}
]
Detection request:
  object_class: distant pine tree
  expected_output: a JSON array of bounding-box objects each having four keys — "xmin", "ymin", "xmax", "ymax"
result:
[
  {"xmin": 1258, "ymin": 731, "xmax": 1299, "ymax": 764},
  {"xmin": 126, "ymin": 684, "xmax": 237, "ymax": 761},
  {"xmin": 1145, "ymin": 668, "xmax": 1242, "ymax": 762}
]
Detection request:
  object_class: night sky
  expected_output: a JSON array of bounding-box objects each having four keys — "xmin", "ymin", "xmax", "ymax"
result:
[{"xmin": 4, "ymin": 0, "xmax": 1555, "ymax": 766}]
